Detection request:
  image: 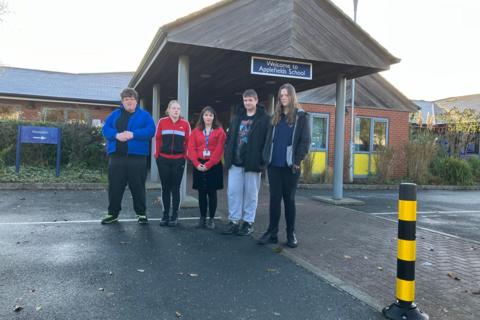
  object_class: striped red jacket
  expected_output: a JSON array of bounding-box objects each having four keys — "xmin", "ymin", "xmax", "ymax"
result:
[{"xmin": 155, "ymin": 116, "xmax": 191, "ymax": 159}]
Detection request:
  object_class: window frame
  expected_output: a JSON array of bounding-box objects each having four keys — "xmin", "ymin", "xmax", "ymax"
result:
[
  {"xmin": 354, "ymin": 116, "xmax": 389, "ymax": 177},
  {"xmin": 309, "ymin": 112, "xmax": 329, "ymax": 152},
  {"xmin": 42, "ymin": 107, "xmax": 90, "ymax": 124}
]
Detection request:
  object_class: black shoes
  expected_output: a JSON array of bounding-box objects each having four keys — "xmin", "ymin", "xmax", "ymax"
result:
[
  {"xmin": 257, "ymin": 231, "xmax": 278, "ymax": 245},
  {"xmin": 159, "ymin": 212, "xmax": 169, "ymax": 227},
  {"xmin": 101, "ymin": 214, "xmax": 118, "ymax": 225},
  {"xmin": 222, "ymin": 221, "xmax": 239, "ymax": 235},
  {"xmin": 206, "ymin": 217, "xmax": 215, "ymax": 229},
  {"xmin": 286, "ymin": 232, "xmax": 298, "ymax": 248},
  {"xmin": 168, "ymin": 212, "xmax": 178, "ymax": 227},
  {"xmin": 137, "ymin": 214, "xmax": 148, "ymax": 224},
  {"xmin": 237, "ymin": 222, "xmax": 254, "ymax": 236},
  {"xmin": 197, "ymin": 217, "xmax": 207, "ymax": 228}
]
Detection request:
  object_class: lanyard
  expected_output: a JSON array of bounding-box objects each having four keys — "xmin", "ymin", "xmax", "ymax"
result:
[{"xmin": 203, "ymin": 128, "xmax": 212, "ymax": 149}]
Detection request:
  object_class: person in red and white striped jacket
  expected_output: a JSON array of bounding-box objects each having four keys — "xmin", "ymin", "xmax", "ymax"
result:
[{"xmin": 155, "ymin": 100, "xmax": 191, "ymax": 227}]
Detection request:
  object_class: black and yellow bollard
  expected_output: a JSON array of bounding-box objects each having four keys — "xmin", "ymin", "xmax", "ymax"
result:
[{"xmin": 382, "ymin": 183, "xmax": 429, "ymax": 320}]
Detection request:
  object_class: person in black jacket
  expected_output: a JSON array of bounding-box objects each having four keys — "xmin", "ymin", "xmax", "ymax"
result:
[
  {"xmin": 222, "ymin": 89, "xmax": 271, "ymax": 236},
  {"xmin": 258, "ymin": 83, "xmax": 311, "ymax": 248}
]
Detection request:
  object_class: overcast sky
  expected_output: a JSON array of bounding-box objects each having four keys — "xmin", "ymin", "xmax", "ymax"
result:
[{"xmin": 1, "ymin": 0, "xmax": 479, "ymax": 101}]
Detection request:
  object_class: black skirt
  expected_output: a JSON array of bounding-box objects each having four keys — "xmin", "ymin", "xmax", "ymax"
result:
[{"xmin": 192, "ymin": 159, "xmax": 224, "ymax": 191}]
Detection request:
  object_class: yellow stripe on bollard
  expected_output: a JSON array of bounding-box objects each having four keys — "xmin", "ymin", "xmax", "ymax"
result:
[
  {"xmin": 398, "ymin": 239, "xmax": 416, "ymax": 261},
  {"xmin": 398, "ymin": 200, "xmax": 416, "ymax": 221},
  {"xmin": 396, "ymin": 278, "xmax": 415, "ymax": 302}
]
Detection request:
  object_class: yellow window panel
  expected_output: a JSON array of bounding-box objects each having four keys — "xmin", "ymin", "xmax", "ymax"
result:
[
  {"xmin": 311, "ymin": 151, "xmax": 326, "ymax": 174},
  {"xmin": 354, "ymin": 153, "xmax": 369, "ymax": 175}
]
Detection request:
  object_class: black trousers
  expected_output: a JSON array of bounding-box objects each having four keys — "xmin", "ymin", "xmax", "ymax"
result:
[
  {"xmin": 267, "ymin": 165, "xmax": 300, "ymax": 234},
  {"xmin": 198, "ymin": 189, "xmax": 217, "ymax": 218},
  {"xmin": 156, "ymin": 156, "xmax": 185, "ymax": 214},
  {"xmin": 108, "ymin": 155, "xmax": 148, "ymax": 217}
]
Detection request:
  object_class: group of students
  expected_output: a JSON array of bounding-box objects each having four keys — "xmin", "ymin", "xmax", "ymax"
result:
[{"xmin": 101, "ymin": 83, "xmax": 310, "ymax": 248}]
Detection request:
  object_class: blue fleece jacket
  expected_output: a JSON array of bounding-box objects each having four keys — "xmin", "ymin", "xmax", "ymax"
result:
[{"xmin": 102, "ymin": 106, "xmax": 155, "ymax": 156}]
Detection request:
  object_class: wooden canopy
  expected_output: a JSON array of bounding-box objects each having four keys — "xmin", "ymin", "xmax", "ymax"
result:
[{"xmin": 130, "ymin": 0, "xmax": 400, "ymax": 110}]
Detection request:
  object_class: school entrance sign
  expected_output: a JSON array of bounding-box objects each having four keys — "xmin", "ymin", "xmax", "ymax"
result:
[
  {"xmin": 15, "ymin": 126, "xmax": 62, "ymax": 176},
  {"xmin": 251, "ymin": 56, "xmax": 312, "ymax": 80}
]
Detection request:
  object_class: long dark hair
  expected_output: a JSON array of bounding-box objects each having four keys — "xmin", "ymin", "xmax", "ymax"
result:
[
  {"xmin": 272, "ymin": 83, "xmax": 300, "ymax": 126},
  {"xmin": 195, "ymin": 106, "xmax": 220, "ymax": 130}
]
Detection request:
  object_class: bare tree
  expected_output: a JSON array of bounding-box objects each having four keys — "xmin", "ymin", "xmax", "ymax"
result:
[
  {"xmin": 439, "ymin": 107, "xmax": 480, "ymax": 157},
  {"xmin": 0, "ymin": 1, "xmax": 8, "ymax": 21}
]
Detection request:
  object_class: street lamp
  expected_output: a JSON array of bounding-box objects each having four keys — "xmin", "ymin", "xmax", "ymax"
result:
[{"xmin": 348, "ymin": 0, "xmax": 359, "ymax": 183}]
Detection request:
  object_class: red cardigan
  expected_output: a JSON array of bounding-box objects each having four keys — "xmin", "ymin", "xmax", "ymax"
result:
[{"xmin": 188, "ymin": 127, "xmax": 226, "ymax": 170}]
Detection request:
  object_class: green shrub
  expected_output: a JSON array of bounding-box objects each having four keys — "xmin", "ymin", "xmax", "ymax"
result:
[
  {"xmin": 467, "ymin": 157, "xmax": 480, "ymax": 181},
  {"xmin": 0, "ymin": 120, "xmax": 107, "ymax": 168},
  {"xmin": 430, "ymin": 156, "xmax": 474, "ymax": 185}
]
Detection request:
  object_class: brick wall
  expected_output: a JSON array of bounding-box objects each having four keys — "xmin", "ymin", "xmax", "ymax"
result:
[
  {"xmin": 0, "ymin": 98, "xmax": 116, "ymax": 124},
  {"xmin": 302, "ymin": 103, "xmax": 410, "ymax": 178}
]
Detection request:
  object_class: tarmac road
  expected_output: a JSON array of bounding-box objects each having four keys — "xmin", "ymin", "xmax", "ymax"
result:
[{"xmin": 0, "ymin": 190, "xmax": 383, "ymax": 320}]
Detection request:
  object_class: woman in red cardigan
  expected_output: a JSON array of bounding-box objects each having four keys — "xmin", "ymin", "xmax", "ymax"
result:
[{"xmin": 188, "ymin": 106, "xmax": 226, "ymax": 229}]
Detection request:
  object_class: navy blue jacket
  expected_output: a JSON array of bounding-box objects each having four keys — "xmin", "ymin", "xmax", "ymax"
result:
[{"xmin": 102, "ymin": 106, "xmax": 155, "ymax": 156}]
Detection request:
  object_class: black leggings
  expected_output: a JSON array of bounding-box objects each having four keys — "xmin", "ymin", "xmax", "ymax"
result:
[
  {"xmin": 198, "ymin": 189, "xmax": 217, "ymax": 218},
  {"xmin": 156, "ymin": 156, "xmax": 185, "ymax": 214}
]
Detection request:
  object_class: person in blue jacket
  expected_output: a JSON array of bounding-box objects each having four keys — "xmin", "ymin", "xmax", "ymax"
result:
[{"xmin": 101, "ymin": 88, "xmax": 155, "ymax": 225}]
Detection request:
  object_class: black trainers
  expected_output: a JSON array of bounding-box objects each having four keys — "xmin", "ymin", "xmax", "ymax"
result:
[
  {"xmin": 221, "ymin": 221, "xmax": 239, "ymax": 235},
  {"xmin": 137, "ymin": 214, "xmax": 148, "ymax": 224},
  {"xmin": 286, "ymin": 232, "xmax": 298, "ymax": 248},
  {"xmin": 168, "ymin": 213, "xmax": 178, "ymax": 227},
  {"xmin": 237, "ymin": 222, "xmax": 254, "ymax": 236},
  {"xmin": 206, "ymin": 217, "xmax": 215, "ymax": 230},
  {"xmin": 196, "ymin": 217, "xmax": 206, "ymax": 228},
  {"xmin": 159, "ymin": 213, "xmax": 169, "ymax": 227},
  {"xmin": 257, "ymin": 231, "xmax": 278, "ymax": 245},
  {"xmin": 101, "ymin": 214, "xmax": 118, "ymax": 225}
]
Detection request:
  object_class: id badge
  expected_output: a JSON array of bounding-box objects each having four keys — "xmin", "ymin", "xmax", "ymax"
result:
[{"xmin": 203, "ymin": 150, "xmax": 211, "ymax": 157}]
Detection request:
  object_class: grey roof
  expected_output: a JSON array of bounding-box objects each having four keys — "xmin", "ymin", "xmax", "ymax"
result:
[
  {"xmin": 435, "ymin": 94, "xmax": 480, "ymax": 112},
  {"xmin": 0, "ymin": 67, "xmax": 133, "ymax": 103},
  {"xmin": 297, "ymin": 73, "xmax": 418, "ymax": 113},
  {"xmin": 411, "ymin": 100, "xmax": 445, "ymax": 124}
]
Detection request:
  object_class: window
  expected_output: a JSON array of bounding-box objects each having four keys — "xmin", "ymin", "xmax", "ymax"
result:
[
  {"xmin": 43, "ymin": 108, "xmax": 65, "ymax": 122},
  {"xmin": 355, "ymin": 117, "xmax": 371, "ymax": 151},
  {"xmin": 42, "ymin": 107, "xmax": 89, "ymax": 124},
  {"xmin": 373, "ymin": 120, "xmax": 387, "ymax": 151},
  {"xmin": 0, "ymin": 104, "xmax": 22, "ymax": 120},
  {"xmin": 355, "ymin": 117, "xmax": 388, "ymax": 152},
  {"xmin": 310, "ymin": 114, "xmax": 328, "ymax": 151},
  {"xmin": 67, "ymin": 110, "xmax": 88, "ymax": 124}
]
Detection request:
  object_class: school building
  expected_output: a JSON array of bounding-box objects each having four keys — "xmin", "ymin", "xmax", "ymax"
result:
[{"xmin": 0, "ymin": 0, "xmax": 419, "ymax": 197}]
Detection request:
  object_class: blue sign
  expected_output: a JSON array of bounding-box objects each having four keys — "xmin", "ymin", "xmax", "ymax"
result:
[
  {"xmin": 20, "ymin": 126, "xmax": 59, "ymax": 144},
  {"xmin": 251, "ymin": 56, "xmax": 312, "ymax": 80},
  {"xmin": 16, "ymin": 126, "xmax": 62, "ymax": 177}
]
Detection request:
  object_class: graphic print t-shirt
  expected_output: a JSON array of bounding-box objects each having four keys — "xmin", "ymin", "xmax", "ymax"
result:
[{"xmin": 233, "ymin": 114, "xmax": 255, "ymax": 166}]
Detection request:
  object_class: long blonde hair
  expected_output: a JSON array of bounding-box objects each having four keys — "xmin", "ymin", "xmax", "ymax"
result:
[
  {"xmin": 165, "ymin": 100, "xmax": 181, "ymax": 116},
  {"xmin": 272, "ymin": 83, "xmax": 300, "ymax": 126}
]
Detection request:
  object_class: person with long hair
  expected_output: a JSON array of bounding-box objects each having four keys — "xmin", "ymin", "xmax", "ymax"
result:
[
  {"xmin": 155, "ymin": 100, "xmax": 191, "ymax": 227},
  {"xmin": 259, "ymin": 83, "xmax": 311, "ymax": 248},
  {"xmin": 188, "ymin": 106, "xmax": 226, "ymax": 229}
]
